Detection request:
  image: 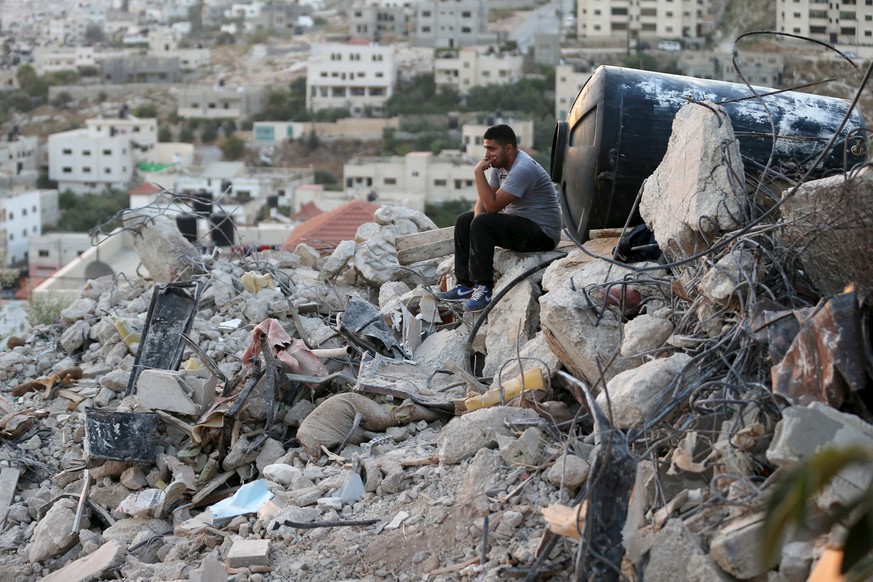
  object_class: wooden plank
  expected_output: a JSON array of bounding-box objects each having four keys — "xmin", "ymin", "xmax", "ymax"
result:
[
  {"xmin": 395, "ymin": 227, "xmax": 455, "ymax": 265},
  {"xmin": 0, "ymin": 467, "xmax": 20, "ymax": 529}
]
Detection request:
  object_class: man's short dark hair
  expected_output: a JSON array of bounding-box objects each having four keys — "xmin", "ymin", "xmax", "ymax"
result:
[{"xmin": 484, "ymin": 124, "xmax": 517, "ymax": 148}]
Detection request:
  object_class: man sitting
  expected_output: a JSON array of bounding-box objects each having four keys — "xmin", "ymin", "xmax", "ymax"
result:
[{"xmin": 437, "ymin": 124, "xmax": 563, "ymax": 311}]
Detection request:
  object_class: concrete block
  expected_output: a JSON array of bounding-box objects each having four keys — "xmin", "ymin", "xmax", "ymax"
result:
[
  {"xmin": 136, "ymin": 369, "xmax": 206, "ymax": 416},
  {"xmin": 709, "ymin": 513, "xmax": 775, "ymax": 579},
  {"xmin": 41, "ymin": 540, "xmax": 125, "ymax": 582},
  {"xmin": 226, "ymin": 538, "xmax": 271, "ymax": 568}
]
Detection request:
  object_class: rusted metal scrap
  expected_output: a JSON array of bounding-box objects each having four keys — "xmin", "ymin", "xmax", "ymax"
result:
[{"xmin": 769, "ymin": 287, "xmax": 869, "ymax": 407}]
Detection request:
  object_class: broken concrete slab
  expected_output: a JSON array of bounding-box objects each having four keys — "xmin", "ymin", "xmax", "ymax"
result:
[
  {"xmin": 709, "ymin": 513, "xmax": 776, "ymax": 579},
  {"xmin": 597, "ymin": 352, "xmax": 694, "ymax": 429},
  {"xmin": 767, "ymin": 402, "xmax": 873, "ymax": 509},
  {"xmin": 122, "ymin": 211, "xmax": 205, "ymax": 283},
  {"xmin": 413, "ymin": 326, "xmax": 469, "ymax": 369},
  {"xmin": 698, "ymin": 247, "xmax": 759, "ymax": 307},
  {"xmin": 546, "ymin": 453, "xmax": 590, "ymax": 490},
  {"xmin": 621, "ymin": 314, "xmax": 674, "ymax": 357},
  {"xmin": 437, "ymin": 407, "xmax": 540, "ymax": 465},
  {"xmin": 779, "ymin": 166, "xmax": 873, "ymax": 298},
  {"xmin": 540, "ymin": 285, "xmax": 637, "ymax": 386},
  {"xmin": 643, "ymin": 518, "xmax": 728, "ymax": 581},
  {"xmin": 29, "ymin": 498, "xmax": 79, "ymax": 563},
  {"xmin": 226, "ymin": 538, "xmax": 271, "ymax": 568},
  {"xmin": 41, "ymin": 540, "xmax": 125, "ymax": 582},
  {"xmin": 320, "ymin": 239, "xmax": 357, "ymax": 281},
  {"xmin": 135, "ymin": 369, "xmax": 210, "ymax": 416},
  {"xmin": 640, "ymin": 101, "xmax": 745, "ymax": 260},
  {"xmin": 483, "ymin": 278, "xmax": 541, "ymax": 379}
]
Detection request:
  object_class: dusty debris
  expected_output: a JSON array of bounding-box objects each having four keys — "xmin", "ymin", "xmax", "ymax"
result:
[{"xmin": 1, "ymin": 96, "xmax": 872, "ymax": 582}]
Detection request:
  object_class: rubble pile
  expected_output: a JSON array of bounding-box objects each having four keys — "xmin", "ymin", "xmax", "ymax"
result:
[{"xmin": 0, "ymin": 102, "xmax": 872, "ymax": 582}]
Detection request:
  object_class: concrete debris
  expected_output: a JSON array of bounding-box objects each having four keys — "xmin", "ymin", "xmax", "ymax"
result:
[
  {"xmin": 1, "ymin": 93, "xmax": 871, "ymax": 582},
  {"xmin": 640, "ymin": 101, "xmax": 745, "ymax": 260}
]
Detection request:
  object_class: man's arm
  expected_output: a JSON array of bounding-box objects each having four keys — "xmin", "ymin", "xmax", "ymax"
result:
[{"xmin": 474, "ymin": 159, "xmax": 515, "ymax": 214}]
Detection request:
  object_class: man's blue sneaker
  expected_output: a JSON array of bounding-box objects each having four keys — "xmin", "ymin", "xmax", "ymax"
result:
[
  {"xmin": 464, "ymin": 284, "xmax": 493, "ymax": 312},
  {"xmin": 436, "ymin": 284, "xmax": 474, "ymax": 302}
]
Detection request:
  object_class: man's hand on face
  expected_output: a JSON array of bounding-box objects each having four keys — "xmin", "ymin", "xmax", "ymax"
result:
[{"xmin": 475, "ymin": 155, "xmax": 492, "ymax": 173}]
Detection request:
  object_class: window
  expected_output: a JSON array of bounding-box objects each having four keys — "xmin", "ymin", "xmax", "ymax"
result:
[
  {"xmin": 62, "ymin": 148, "xmax": 72, "ymax": 155},
  {"xmin": 384, "ymin": 177, "xmax": 396, "ymax": 185},
  {"xmin": 841, "ymin": 27, "xmax": 856, "ymax": 35},
  {"xmin": 62, "ymin": 167, "xmax": 72, "ymax": 173},
  {"xmin": 103, "ymin": 149, "xmax": 111, "ymax": 155},
  {"xmin": 422, "ymin": 10, "xmax": 431, "ymax": 17},
  {"xmin": 83, "ymin": 167, "xmax": 91, "ymax": 173},
  {"xmin": 611, "ymin": 7, "xmax": 627, "ymax": 15},
  {"xmin": 104, "ymin": 168, "xmax": 111, "ymax": 174},
  {"xmin": 38, "ymin": 249, "xmax": 49, "ymax": 257},
  {"xmin": 810, "ymin": 10, "xmax": 828, "ymax": 18},
  {"xmin": 840, "ymin": 11, "xmax": 857, "ymax": 20},
  {"xmin": 8, "ymin": 212, "xmax": 12, "ymax": 220},
  {"xmin": 83, "ymin": 149, "xmax": 91, "ymax": 156},
  {"xmin": 434, "ymin": 179, "xmax": 446, "ymax": 186},
  {"xmin": 810, "ymin": 25, "xmax": 827, "ymax": 33},
  {"xmin": 22, "ymin": 208, "xmax": 26, "ymax": 216}
]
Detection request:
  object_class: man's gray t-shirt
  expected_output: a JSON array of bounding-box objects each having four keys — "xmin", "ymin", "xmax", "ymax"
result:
[{"xmin": 488, "ymin": 150, "xmax": 563, "ymax": 243}]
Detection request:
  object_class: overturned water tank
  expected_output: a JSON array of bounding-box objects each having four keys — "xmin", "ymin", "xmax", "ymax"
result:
[{"xmin": 551, "ymin": 66, "xmax": 867, "ymax": 242}]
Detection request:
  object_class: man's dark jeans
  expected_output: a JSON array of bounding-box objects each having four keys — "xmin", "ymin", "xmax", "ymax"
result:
[{"xmin": 453, "ymin": 210, "xmax": 557, "ymax": 288}]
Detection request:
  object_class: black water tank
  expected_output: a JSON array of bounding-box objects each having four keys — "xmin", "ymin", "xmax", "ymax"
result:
[
  {"xmin": 551, "ymin": 66, "xmax": 867, "ymax": 242},
  {"xmin": 210, "ymin": 213, "xmax": 234, "ymax": 247},
  {"xmin": 175, "ymin": 213, "xmax": 198, "ymax": 243},
  {"xmin": 193, "ymin": 189, "xmax": 213, "ymax": 215}
]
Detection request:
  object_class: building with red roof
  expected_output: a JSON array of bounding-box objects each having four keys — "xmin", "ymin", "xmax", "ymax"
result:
[{"xmin": 282, "ymin": 199, "xmax": 379, "ymax": 253}]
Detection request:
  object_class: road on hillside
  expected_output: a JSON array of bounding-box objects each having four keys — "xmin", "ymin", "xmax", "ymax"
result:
[{"xmin": 510, "ymin": 0, "xmax": 572, "ymax": 52}]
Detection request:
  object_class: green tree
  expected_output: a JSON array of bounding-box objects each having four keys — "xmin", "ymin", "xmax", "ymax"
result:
[
  {"xmin": 158, "ymin": 126, "xmax": 173, "ymax": 142},
  {"xmin": 385, "ymin": 74, "xmax": 460, "ymax": 116},
  {"xmin": 200, "ymin": 121, "xmax": 219, "ymax": 143},
  {"xmin": 179, "ymin": 126, "xmax": 195, "ymax": 143},
  {"xmin": 84, "ymin": 23, "xmax": 105, "ymax": 45},
  {"xmin": 50, "ymin": 91, "xmax": 73, "ymax": 108},
  {"xmin": 219, "ymin": 135, "xmax": 247, "ymax": 160},
  {"xmin": 56, "ymin": 189, "xmax": 130, "ymax": 232},
  {"xmin": 425, "ymin": 200, "xmax": 473, "ymax": 228},
  {"xmin": 132, "ymin": 103, "xmax": 158, "ymax": 118}
]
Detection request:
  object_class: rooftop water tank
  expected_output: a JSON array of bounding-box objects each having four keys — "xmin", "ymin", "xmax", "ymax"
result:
[{"xmin": 551, "ymin": 65, "xmax": 867, "ymax": 242}]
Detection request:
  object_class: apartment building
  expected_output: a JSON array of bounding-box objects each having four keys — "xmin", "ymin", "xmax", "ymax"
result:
[
  {"xmin": 100, "ymin": 55, "xmax": 183, "ymax": 84},
  {"xmin": 32, "ymin": 47, "xmax": 97, "ymax": 75},
  {"xmin": 344, "ymin": 150, "xmax": 482, "ymax": 211},
  {"xmin": 555, "ymin": 64, "xmax": 593, "ymax": 120},
  {"xmin": 680, "ymin": 52, "xmax": 784, "ymax": 87},
  {"xmin": 777, "ymin": 0, "xmax": 873, "ymax": 45},
  {"xmin": 434, "ymin": 47, "xmax": 524, "ymax": 95},
  {"xmin": 578, "ymin": 0, "xmax": 712, "ymax": 44},
  {"xmin": 0, "ymin": 135, "xmax": 39, "ymax": 178},
  {"xmin": 461, "ymin": 120, "xmax": 535, "ymax": 154},
  {"xmin": 0, "ymin": 190, "xmax": 42, "ymax": 267},
  {"xmin": 28, "ymin": 232, "xmax": 91, "ymax": 280},
  {"xmin": 306, "ymin": 42, "xmax": 395, "ymax": 116},
  {"xmin": 0, "ymin": 70, "xmax": 18, "ymax": 91},
  {"xmin": 176, "ymin": 84, "xmax": 268, "ymax": 120},
  {"xmin": 411, "ymin": 0, "xmax": 498, "ymax": 48},
  {"xmin": 348, "ymin": 1, "xmax": 410, "ymax": 42},
  {"xmin": 47, "ymin": 129, "xmax": 135, "ymax": 194}
]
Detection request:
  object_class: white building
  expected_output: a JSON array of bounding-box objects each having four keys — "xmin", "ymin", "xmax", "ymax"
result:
[
  {"xmin": 0, "ymin": 190, "xmax": 42, "ymax": 266},
  {"xmin": 411, "ymin": 0, "xmax": 497, "ymax": 48},
  {"xmin": 777, "ymin": 0, "xmax": 873, "ymax": 46},
  {"xmin": 344, "ymin": 150, "xmax": 480, "ymax": 211},
  {"xmin": 461, "ymin": 120, "xmax": 535, "ymax": 154},
  {"xmin": 577, "ymin": 0, "xmax": 712, "ymax": 45},
  {"xmin": 28, "ymin": 232, "xmax": 91, "ymax": 281},
  {"xmin": 176, "ymin": 84, "xmax": 268, "ymax": 120},
  {"xmin": 434, "ymin": 46, "xmax": 525, "ymax": 95},
  {"xmin": 0, "ymin": 135, "xmax": 39, "ymax": 179},
  {"xmin": 32, "ymin": 47, "xmax": 97, "ymax": 75},
  {"xmin": 555, "ymin": 64, "xmax": 593, "ymax": 120},
  {"xmin": 48, "ymin": 129, "xmax": 135, "ymax": 194},
  {"xmin": 306, "ymin": 41, "xmax": 395, "ymax": 117}
]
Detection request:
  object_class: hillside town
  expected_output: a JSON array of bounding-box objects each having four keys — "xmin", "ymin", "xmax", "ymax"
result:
[{"xmin": 0, "ymin": 0, "xmax": 872, "ymax": 580}]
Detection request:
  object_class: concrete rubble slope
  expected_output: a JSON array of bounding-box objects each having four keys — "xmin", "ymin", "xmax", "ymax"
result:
[{"xmin": 1, "ymin": 102, "xmax": 872, "ymax": 582}]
